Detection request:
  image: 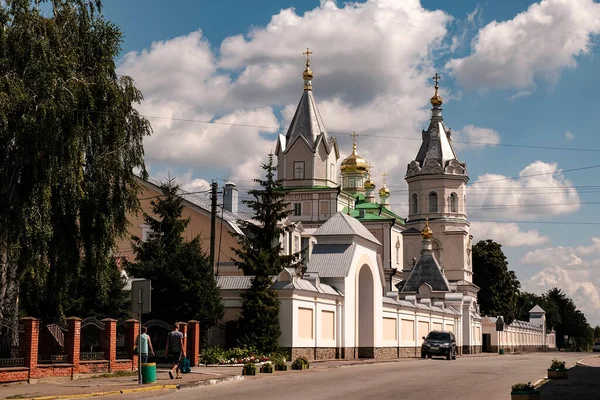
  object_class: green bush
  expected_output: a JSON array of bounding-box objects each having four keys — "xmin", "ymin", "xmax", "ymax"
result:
[
  {"xmin": 511, "ymin": 382, "xmax": 536, "ymax": 392},
  {"xmin": 200, "ymin": 346, "xmax": 226, "ymax": 365},
  {"xmin": 550, "ymin": 359, "xmax": 566, "ymax": 370},
  {"xmin": 292, "ymin": 356, "xmax": 309, "ymax": 369}
]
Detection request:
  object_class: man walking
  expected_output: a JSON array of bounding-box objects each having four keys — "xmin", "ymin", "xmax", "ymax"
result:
[
  {"xmin": 165, "ymin": 323, "xmax": 184, "ymax": 379},
  {"xmin": 136, "ymin": 326, "xmax": 154, "ymax": 363}
]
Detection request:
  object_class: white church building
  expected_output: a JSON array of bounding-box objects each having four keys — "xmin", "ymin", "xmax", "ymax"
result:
[{"xmin": 216, "ymin": 54, "xmax": 549, "ymax": 359}]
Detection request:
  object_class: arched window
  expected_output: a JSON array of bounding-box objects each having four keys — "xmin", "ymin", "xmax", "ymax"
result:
[
  {"xmin": 410, "ymin": 193, "xmax": 418, "ymax": 214},
  {"xmin": 450, "ymin": 192, "xmax": 458, "ymax": 213},
  {"xmin": 428, "ymin": 192, "xmax": 438, "ymax": 213}
]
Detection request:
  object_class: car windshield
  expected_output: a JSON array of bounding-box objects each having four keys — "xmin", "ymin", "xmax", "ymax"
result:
[{"xmin": 426, "ymin": 332, "xmax": 450, "ymax": 341}]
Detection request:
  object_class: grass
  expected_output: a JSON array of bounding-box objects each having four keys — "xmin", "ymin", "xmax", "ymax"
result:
[{"xmin": 90, "ymin": 370, "xmax": 138, "ymax": 379}]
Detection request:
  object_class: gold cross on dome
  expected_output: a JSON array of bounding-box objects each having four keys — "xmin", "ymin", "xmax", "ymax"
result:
[
  {"xmin": 368, "ymin": 163, "xmax": 374, "ymax": 172},
  {"xmin": 381, "ymin": 171, "xmax": 388, "ymax": 184},
  {"xmin": 351, "ymin": 131, "xmax": 359, "ymax": 143},
  {"xmin": 432, "ymin": 72, "xmax": 441, "ymax": 87},
  {"xmin": 303, "ymin": 48, "xmax": 313, "ymax": 65}
]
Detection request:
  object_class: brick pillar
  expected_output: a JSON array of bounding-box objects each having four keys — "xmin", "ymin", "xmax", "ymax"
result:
[
  {"xmin": 101, "ymin": 319, "xmax": 117, "ymax": 372},
  {"xmin": 125, "ymin": 320, "xmax": 139, "ymax": 370},
  {"xmin": 176, "ymin": 322, "xmax": 188, "ymax": 356},
  {"xmin": 65, "ymin": 317, "xmax": 82, "ymax": 375},
  {"xmin": 187, "ymin": 320, "xmax": 200, "ymax": 366},
  {"xmin": 20, "ymin": 317, "xmax": 39, "ymax": 381}
]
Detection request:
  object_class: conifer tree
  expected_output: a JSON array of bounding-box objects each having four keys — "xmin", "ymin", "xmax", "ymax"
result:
[
  {"xmin": 127, "ymin": 178, "xmax": 223, "ymax": 332},
  {"xmin": 232, "ymin": 155, "xmax": 301, "ymax": 353}
]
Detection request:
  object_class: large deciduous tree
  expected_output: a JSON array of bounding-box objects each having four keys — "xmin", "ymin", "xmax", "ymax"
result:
[
  {"xmin": 232, "ymin": 154, "xmax": 302, "ymax": 353},
  {"xmin": 472, "ymin": 240, "xmax": 520, "ymax": 324},
  {"xmin": 126, "ymin": 178, "xmax": 223, "ymax": 333},
  {"xmin": 0, "ymin": 0, "xmax": 150, "ymax": 324}
]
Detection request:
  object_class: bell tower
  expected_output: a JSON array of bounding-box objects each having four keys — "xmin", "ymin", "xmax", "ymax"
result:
[{"xmin": 402, "ymin": 74, "xmax": 476, "ymax": 296}]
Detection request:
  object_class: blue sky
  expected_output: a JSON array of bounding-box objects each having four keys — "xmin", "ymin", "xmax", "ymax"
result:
[{"xmin": 103, "ymin": 0, "xmax": 600, "ymax": 323}]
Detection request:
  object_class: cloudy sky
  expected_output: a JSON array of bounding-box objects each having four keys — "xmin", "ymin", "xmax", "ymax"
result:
[{"xmin": 104, "ymin": 0, "xmax": 600, "ymax": 324}]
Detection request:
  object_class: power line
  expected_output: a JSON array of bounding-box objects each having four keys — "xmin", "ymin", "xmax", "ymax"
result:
[{"xmin": 72, "ymin": 108, "xmax": 600, "ymax": 154}]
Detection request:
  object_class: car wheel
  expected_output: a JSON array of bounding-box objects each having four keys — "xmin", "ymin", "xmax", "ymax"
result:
[
  {"xmin": 452, "ymin": 349, "xmax": 457, "ymax": 360},
  {"xmin": 421, "ymin": 352, "xmax": 426, "ymax": 359},
  {"xmin": 427, "ymin": 354, "xmax": 432, "ymax": 358},
  {"xmin": 446, "ymin": 352, "xmax": 451, "ymax": 360}
]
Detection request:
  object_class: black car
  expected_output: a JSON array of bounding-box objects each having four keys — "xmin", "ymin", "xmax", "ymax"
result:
[{"xmin": 421, "ymin": 331, "xmax": 457, "ymax": 360}]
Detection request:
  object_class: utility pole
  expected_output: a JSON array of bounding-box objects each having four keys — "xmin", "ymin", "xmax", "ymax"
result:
[{"xmin": 209, "ymin": 180, "xmax": 218, "ymax": 273}]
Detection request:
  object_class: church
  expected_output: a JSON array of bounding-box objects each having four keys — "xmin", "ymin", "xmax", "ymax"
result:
[{"xmin": 216, "ymin": 51, "xmax": 486, "ymax": 359}]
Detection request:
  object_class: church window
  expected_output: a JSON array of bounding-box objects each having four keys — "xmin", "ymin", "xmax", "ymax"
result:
[
  {"xmin": 293, "ymin": 203, "xmax": 302, "ymax": 216},
  {"xmin": 330, "ymin": 163, "xmax": 335, "ymax": 182},
  {"xmin": 428, "ymin": 192, "xmax": 438, "ymax": 212},
  {"xmin": 395, "ymin": 238, "xmax": 401, "ymax": 265},
  {"xmin": 349, "ymin": 177, "xmax": 356, "ymax": 187},
  {"xmin": 293, "ymin": 161, "xmax": 305, "ymax": 179},
  {"xmin": 450, "ymin": 192, "xmax": 458, "ymax": 212},
  {"xmin": 410, "ymin": 194, "xmax": 418, "ymax": 214}
]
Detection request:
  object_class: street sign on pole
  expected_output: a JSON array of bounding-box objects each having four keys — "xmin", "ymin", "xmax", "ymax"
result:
[{"xmin": 131, "ymin": 279, "xmax": 151, "ymax": 385}]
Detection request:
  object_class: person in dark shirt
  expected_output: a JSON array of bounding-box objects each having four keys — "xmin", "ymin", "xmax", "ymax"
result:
[{"xmin": 165, "ymin": 323, "xmax": 184, "ymax": 379}]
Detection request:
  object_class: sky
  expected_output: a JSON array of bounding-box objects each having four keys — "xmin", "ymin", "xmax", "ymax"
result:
[{"xmin": 102, "ymin": 0, "xmax": 600, "ymax": 325}]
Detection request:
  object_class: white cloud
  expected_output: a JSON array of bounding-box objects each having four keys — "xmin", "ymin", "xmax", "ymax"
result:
[
  {"xmin": 452, "ymin": 124, "xmax": 500, "ymax": 150},
  {"xmin": 565, "ymin": 130, "xmax": 575, "ymax": 141},
  {"xmin": 508, "ymin": 90, "xmax": 532, "ymax": 101},
  {"xmin": 470, "ymin": 222, "xmax": 550, "ymax": 247},
  {"xmin": 118, "ymin": 0, "xmax": 454, "ymax": 207},
  {"xmin": 446, "ymin": 0, "xmax": 600, "ymax": 91},
  {"xmin": 521, "ymin": 238, "xmax": 600, "ymax": 325},
  {"xmin": 468, "ymin": 161, "xmax": 580, "ymax": 220}
]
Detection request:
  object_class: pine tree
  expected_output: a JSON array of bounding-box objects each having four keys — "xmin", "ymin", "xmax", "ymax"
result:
[
  {"xmin": 126, "ymin": 178, "xmax": 223, "ymax": 332},
  {"xmin": 232, "ymin": 155, "xmax": 301, "ymax": 353}
]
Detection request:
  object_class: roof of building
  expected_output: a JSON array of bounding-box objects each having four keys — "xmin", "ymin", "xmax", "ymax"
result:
[
  {"xmin": 285, "ymin": 89, "xmax": 329, "ymax": 149},
  {"xmin": 313, "ymin": 212, "xmax": 380, "ymax": 245},
  {"xmin": 306, "ymin": 243, "xmax": 356, "ymax": 278},
  {"xmin": 217, "ymin": 276, "xmax": 255, "ymax": 290},
  {"xmin": 399, "ymin": 245, "xmax": 450, "ymax": 293},
  {"xmin": 141, "ymin": 176, "xmax": 251, "ymax": 235},
  {"xmin": 530, "ymin": 305, "xmax": 546, "ymax": 314}
]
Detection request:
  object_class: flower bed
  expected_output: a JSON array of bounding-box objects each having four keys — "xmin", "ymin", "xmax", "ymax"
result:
[{"xmin": 200, "ymin": 346, "xmax": 286, "ymax": 366}]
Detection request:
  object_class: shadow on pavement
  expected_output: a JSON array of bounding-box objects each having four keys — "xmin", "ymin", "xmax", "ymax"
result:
[{"xmin": 541, "ymin": 365, "xmax": 600, "ymax": 400}]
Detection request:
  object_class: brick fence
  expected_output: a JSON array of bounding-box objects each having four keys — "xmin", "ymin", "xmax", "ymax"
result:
[{"xmin": 0, "ymin": 318, "xmax": 200, "ymax": 384}]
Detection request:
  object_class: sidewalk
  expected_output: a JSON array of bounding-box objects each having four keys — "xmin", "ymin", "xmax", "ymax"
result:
[
  {"xmin": 0, "ymin": 367, "xmax": 241, "ymax": 400},
  {"xmin": 0, "ymin": 353, "xmax": 497, "ymax": 400},
  {"xmin": 540, "ymin": 355, "xmax": 600, "ymax": 400}
]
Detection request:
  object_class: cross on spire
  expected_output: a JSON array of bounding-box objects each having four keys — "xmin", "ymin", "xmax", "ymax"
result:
[
  {"xmin": 351, "ymin": 131, "xmax": 359, "ymax": 143},
  {"xmin": 303, "ymin": 47, "xmax": 313, "ymax": 66},
  {"xmin": 432, "ymin": 72, "xmax": 441, "ymax": 87},
  {"xmin": 381, "ymin": 171, "xmax": 388, "ymax": 185}
]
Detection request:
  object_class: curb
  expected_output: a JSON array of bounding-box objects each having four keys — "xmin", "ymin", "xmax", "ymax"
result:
[
  {"xmin": 575, "ymin": 356, "xmax": 598, "ymax": 367},
  {"xmin": 14, "ymin": 383, "xmax": 179, "ymax": 400},
  {"xmin": 178, "ymin": 375, "xmax": 244, "ymax": 388}
]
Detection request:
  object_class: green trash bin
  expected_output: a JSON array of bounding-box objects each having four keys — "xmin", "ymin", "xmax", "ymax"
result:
[
  {"xmin": 498, "ymin": 349, "xmax": 505, "ymax": 355},
  {"xmin": 141, "ymin": 362, "xmax": 157, "ymax": 384}
]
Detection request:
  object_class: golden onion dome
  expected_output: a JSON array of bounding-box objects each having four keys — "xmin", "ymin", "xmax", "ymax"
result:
[
  {"xmin": 364, "ymin": 176, "xmax": 376, "ymax": 189},
  {"xmin": 421, "ymin": 218, "xmax": 433, "ymax": 239},
  {"xmin": 430, "ymin": 72, "xmax": 443, "ymax": 106},
  {"xmin": 378, "ymin": 184, "xmax": 390, "ymax": 197},
  {"xmin": 303, "ymin": 47, "xmax": 314, "ymax": 90},
  {"xmin": 340, "ymin": 142, "xmax": 369, "ymax": 173}
]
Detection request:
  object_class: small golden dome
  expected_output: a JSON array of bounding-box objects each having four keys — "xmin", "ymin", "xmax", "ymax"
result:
[
  {"xmin": 303, "ymin": 65, "xmax": 313, "ymax": 81},
  {"xmin": 341, "ymin": 141, "xmax": 369, "ymax": 174},
  {"xmin": 430, "ymin": 72, "xmax": 443, "ymax": 106},
  {"xmin": 378, "ymin": 184, "xmax": 390, "ymax": 197},
  {"xmin": 303, "ymin": 47, "xmax": 314, "ymax": 90},
  {"xmin": 421, "ymin": 218, "xmax": 433, "ymax": 239},
  {"xmin": 364, "ymin": 176, "xmax": 375, "ymax": 189}
]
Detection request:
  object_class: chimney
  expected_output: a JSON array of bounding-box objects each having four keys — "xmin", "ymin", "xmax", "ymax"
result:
[{"xmin": 223, "ymin": 182, "xmax": 238, "ymax": 213}]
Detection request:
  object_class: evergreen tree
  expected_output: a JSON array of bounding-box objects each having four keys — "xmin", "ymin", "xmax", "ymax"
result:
[
  {"xmin": 0, "ymin": 0, "xmax": 150, "ymax": 324},
  {"xmin": 232, "ymin": 155, "xmax": 301, "ymax": 353},
  {"xmin": 126, "ymin": 178, "xmax": 223, "ymax": 332},
  {"xmin": 472, "ymin": 240, "xmax": 520, "ymax": 324}
]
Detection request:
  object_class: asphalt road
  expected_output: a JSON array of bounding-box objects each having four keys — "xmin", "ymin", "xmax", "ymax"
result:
[{"xmin": 114, "ymin": 353, "xmax": 588, "ymax": 400}]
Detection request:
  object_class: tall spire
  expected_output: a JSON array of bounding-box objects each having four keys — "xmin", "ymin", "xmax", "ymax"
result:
[{"xmin": 303, "ymin": 47, "xmax": 314, "ymax": 90}]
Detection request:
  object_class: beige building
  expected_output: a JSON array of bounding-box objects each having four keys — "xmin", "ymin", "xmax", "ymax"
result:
[{"xmin": 117, "ymin": 177, "xmax": 246, "ymax": 276}]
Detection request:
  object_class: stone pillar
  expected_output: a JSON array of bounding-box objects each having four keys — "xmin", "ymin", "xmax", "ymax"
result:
[
  {"xmin": 125, "ymin": 319, "xmax": 139, "ymax": 370},
  {"xmin": 65, "ymin": 317, "xmax": 82, "ymax": 375},
  {"xmin": 187, "ymin": 320, "xmax": 200, "ymax": 366},
  {"xmin": 20, "ymin": 317, "xmax": 39, "ymax": 381},
  {"xmin": 176, "ymin": 322, "xmax": 188, "ymax": 355},
  {"xmin": 101, "ymin": 319, "xmax": 117, "ymax": 371}
]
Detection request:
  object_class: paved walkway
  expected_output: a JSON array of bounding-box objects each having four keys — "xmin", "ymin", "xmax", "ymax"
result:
[{"xmin": 540, "ymin": 355, "xmax": 600, "ymax": 400}]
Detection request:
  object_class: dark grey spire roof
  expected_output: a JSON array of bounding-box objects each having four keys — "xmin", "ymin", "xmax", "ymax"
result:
[
  {"xmin": 285, "ymin": 89, "xmax": 328, "ymax": 148},
  {"xmin": 313, "ymin": 212, "xmax": 380, "ymax": 245},
  {"xmin": 399, "ymin": 245, "xmax": 450, "ymax": 293}
]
